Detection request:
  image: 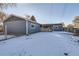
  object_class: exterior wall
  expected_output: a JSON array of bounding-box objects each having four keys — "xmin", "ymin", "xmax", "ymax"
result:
[
  {"xmin": 28, "ymin": 21, "xmax": 40, "ymax": 34},
  {"xmin": 40, "ymin": 27, "xmax": 50, "ymax": 32},
  {"xmin": 4, "ymin": 20, "xmax": 26, "ymax": 35},
  {"xmin": 40, "ymin": 24, "xmax": 63, "ymax": 32},
  {"xmin": 40, "ymin": 27, "xmax": 52, "ymax": 32},
  {"xmin": 63, "ymin": 27, "xmax": 67, "ymax": 31},
  {"xmin": 73, "ymin": 28, "xmax": 79, "ymax": 36},
  {"xmin": 74, "ymin": 23, "xmax": 79, "ymax": 28},
  {"xmin": 73, "ymin": 28, "xmax": 79, "ymax": 33},
  {"xmin": 67, "ymin": 28, "xmax": 74, "ymax": 32},
  {"xmin": 53, "ymin": 24, "xmax": 63, "ymax": 31}
]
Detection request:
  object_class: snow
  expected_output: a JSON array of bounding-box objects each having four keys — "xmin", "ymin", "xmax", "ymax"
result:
[
  {"xmin": 0, "ymin": 31, "xmax": 79, "ymax": 56},
  {"xmin": 0, "ymin": 35, "xmax": 16, "ymax": 40}
]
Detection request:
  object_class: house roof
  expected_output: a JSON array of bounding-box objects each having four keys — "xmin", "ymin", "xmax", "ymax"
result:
[
  {"xmin": 40, "ymin": 23, "xmax": 64, "ymax": 27},
  {"xmin": 3, "ymin": 15, "xmax": 26, "ymax": 22},
  {"xmin": 3, "ymin": 14, "xmax": 40, "ymax": 24},
  {"xmin": 25, "ymin": 15, "xmax": 37, "ymax": 22}
]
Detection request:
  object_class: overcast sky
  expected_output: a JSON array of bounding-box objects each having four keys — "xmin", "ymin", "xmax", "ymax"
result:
[{"xmin": 3, "ymin": 3, "xmax": 79, "ymax": 25}]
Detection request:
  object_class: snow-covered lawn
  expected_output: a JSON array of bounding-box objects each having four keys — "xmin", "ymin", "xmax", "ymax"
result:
[{"xmin": 0, "ymin": 31, "xmax": 79, "ymax": 56}]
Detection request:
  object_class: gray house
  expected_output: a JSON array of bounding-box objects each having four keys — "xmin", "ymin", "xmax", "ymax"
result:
[{"xmin": 3, "ymin": 15, "xmax": 40, "ymax": 36}]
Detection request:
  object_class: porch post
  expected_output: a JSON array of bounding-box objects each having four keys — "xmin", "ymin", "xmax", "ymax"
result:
[
  {"xmin": 4, "ymin": 25, "xmax": 7, "ymax": 39},
  {"xmin": 26, "ymin": 21, "xmax": 29, "ymax": 35}
]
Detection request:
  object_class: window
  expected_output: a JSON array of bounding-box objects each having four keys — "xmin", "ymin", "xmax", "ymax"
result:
[
  {"xmin": 44, "ymin": 26, "xmax": 48, "ymax": 28},
  {"xmin": 40, "ymin": 25, "xmax": 42, "ymax": 27},
  {"xmin": 56, "ymin": 27, "xmax": 58, "ymax": 28},
  {"xmin": 31, "ymin": 25, "xmax": 34, "ymax": 28}
]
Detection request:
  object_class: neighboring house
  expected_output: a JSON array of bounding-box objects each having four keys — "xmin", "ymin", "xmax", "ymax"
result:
[
  {"xmin": 53, "ymin": 23, "xmax": 63, "ymax": 31},
  {"xmin": 63, "ymin": 26, "xmax": 67, "ymax": 32},
  {"xmin": 66, "ymin": 24, "xmax": 74, "ymax": 32},
  {"xmin": 40, "ymin": 23, "xmax": 64, "ymax": 32},
  {"xmin": 73, "ymin": 16, "xmax": 79, "ymax": 32},
  {"xmin": 40, "ymin": 24, "xmax": 53, "ymax": 32},
  {"xmin": 3, "ymin": 15, "xmax": 40, "ymax": 36}
]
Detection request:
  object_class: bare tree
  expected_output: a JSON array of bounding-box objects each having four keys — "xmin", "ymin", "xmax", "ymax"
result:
[
  {"xmin": 25, "ymin": 15, "xmax": 37, "ymax": 22},
  {"xmin": 30, "ymin": 15, "xmax": 36, "ymax": 22},
  {"xmin": 0, "ymin": 11, "xmax": 7, "ymax": 22},
  {"xmin": 0, "ymin": 3, "xmax": 16, "ymax": 10},
  {"xmin": 25, "ymin": 15, "xmax": 30, "ymax": 19},
  {"xmin": 0, "ymin": 3, "xmax": 16, "ymax": 22}
]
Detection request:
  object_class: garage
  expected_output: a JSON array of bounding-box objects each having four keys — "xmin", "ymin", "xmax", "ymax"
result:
[{"xmin": 3, "ymin": 15, "xmax": 26, "ymax": 36}]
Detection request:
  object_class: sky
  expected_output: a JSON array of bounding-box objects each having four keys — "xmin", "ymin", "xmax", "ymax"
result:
[{"xmin": 3, "ymin": 3, "xmax": 79, "ymax": 25}]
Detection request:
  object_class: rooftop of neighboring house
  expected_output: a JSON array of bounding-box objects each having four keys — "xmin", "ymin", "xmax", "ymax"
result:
[
  {"xmin": 40, "ymin": 23, "xmax": 64, "ymax": 28},
  {"xmin": 40, "ymin": 23, "xmax": 64, "ymax": 26}
]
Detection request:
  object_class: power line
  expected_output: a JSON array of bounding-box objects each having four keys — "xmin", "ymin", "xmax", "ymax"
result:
[{"xmin": 61, "ymin": 3, "xmax": 67, "ymax": 22}]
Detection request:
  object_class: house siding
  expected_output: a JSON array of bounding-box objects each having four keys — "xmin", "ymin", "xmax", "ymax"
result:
[
  {"xmin": 28, "ymin": 21, "xmax": 40, "ymax": 34},
  {"xmin": 3, "ymin": 15, "xmax": 41, "ymax": 36},
  {"xmin": 53, "ymin": 24, "xmax": 63, "ymax": 31},
  {"xmin": 40, "ymin": 24, "xmax": 63, "ymax": 32}
]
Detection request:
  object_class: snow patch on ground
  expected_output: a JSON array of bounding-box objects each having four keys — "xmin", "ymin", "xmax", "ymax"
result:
[{"xmin": 0, "ymin": 35, "xmax": 16, "ymax": 40}]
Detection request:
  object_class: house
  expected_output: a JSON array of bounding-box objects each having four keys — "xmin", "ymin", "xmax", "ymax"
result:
[
  {"xmin": 3, "ymin": 14, "xmax": 64, "ymax": 37},
  {"xmin": 63, "ymin": 26, "xmax": 67, "ymax": 32},
  {"xmin": 52, "ymin": 23, "xmax": 64, "ymax": 31},
  {"xmin": 65, "ymin": 24, "xmax": 74, "ymax": 32},
  {"xmin": 3, "ymin": 15, "xmax": 40, "ymax": 36},
  {"xmin": 73, "ymin": 16, "xmax": 79, "ymax": 32},
  {"xmin": 40, "ymin": 24, "xmax": 53, "ymax": 32},
  {"xmin": 40, "ymin": 23, "xmax": 64, "ymax": 32}
]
